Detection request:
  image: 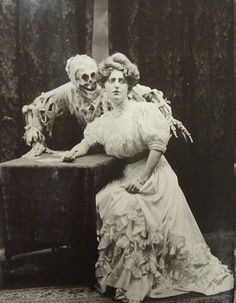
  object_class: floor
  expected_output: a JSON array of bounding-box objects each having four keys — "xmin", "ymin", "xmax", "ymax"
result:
[{"xmin": 0, "ymin": 232, "xmax": 234, "ymax": 303}]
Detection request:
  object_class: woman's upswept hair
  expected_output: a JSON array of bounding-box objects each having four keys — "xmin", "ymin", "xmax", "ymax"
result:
[{"xmin": 98, "ymin": 53, "xmax": 140, "ymax": 90}]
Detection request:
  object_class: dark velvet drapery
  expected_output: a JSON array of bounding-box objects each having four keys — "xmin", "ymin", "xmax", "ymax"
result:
[
  {"xmin": 109, "ymin": 0, "xmax": 234, "ymax": 232},
  {"xmin": 0, "ymin": 0, "xmax": 94, "ymax": 162}
]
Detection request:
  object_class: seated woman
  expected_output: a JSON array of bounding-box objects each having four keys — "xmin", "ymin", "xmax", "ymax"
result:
[{"xmin": 63, "ymin": 53, "xmax": 233, "ymax": 303}]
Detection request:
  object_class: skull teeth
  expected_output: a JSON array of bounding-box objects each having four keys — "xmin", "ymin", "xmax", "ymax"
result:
[{"xmin": 80, "ymin": 84, "xmax": 96, "ymax": 92}]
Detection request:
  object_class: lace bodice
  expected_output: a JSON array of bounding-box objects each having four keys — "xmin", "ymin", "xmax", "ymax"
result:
[{"xmin": 84, "ymin": 101, "xmax": 171, "ymax": 158}]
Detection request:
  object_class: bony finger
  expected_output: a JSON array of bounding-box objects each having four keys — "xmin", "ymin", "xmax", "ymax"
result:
[
  {"xmin": 21, "ymin": 152, "xmax": 30, "ymax": 159},
  {"xmin": 26, "ymin": 150, "xmax": 37, "ymax": 157},
  {"xmin": 35, "ymin": 149, "xmax": 43, "ymax": 156}
]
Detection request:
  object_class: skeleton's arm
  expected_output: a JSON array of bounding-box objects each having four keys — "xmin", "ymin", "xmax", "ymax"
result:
[
  {"xmin": 22, "ymin": 82, "xmax": 73, "ymax": 158},
  {"xmin": 131, "ymin": 84, "xmax": 193, "ymax": 143}
]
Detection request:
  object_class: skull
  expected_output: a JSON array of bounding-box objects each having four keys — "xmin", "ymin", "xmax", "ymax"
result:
[
  {"xmin": 75, "ymin": 64, "xmax": 98, "ymax": 93},
  {"xmin": 66, "ymin": 54, "xmax": 99, "ymax": 99}
]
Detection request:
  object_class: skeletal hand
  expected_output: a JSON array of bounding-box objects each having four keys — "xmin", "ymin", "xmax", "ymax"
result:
[
  {"xmin": 22, "ymin": 142, "xmax": 46, "ymax": 159},
  {"xmin": 169, "ymin": 118, "xmax": 193, "ymax": 143}
]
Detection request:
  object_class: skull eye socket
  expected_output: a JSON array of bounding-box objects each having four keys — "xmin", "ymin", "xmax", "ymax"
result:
[
  {"xmin": 81, "ymin": 73, "xmax": 89, "ymax": 81},
  {"xmin": 91, "ymin": 72, "xmax": 96, "ymax": 79}
]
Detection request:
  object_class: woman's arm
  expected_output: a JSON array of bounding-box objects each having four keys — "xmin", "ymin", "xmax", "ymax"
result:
[
  {"xmin": 125, "ymin": 149, "xmax": 162, "ymax": 193},
  {"xmin": 62, "ymin": 139, "xmax": 90, "ymax": 162}
]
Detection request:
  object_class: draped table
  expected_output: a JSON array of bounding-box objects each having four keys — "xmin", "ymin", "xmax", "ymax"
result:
[{"xmin": 0, "ymin": 153, "xmax": 121, "ymax": 284}]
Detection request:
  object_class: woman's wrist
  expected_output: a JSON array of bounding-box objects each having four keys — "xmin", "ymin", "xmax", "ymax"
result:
[{"xmin": 137, "ymin": 175, "xmax": 149, "ymax": 185}]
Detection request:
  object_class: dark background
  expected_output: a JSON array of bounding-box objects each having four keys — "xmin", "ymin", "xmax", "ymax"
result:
[{"xmin": 0, "ymin": 0, "xmax": 235, "ymax": 233}]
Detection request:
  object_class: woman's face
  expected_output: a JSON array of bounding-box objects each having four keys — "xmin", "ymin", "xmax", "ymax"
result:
[{"xmin": 104, "ymin": 69, "xmax": 128, "ymax": 106}]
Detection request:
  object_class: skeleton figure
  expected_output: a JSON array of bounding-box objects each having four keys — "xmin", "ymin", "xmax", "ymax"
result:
[{"xmin": 22, "ymin": 54, "xmax": 192, "ymax": 158}]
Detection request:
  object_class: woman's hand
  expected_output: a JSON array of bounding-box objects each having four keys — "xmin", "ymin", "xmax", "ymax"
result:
[
  {"xmin": 62, "ymin": 140, "xmax": 90, "ymax": 162},
  {"xmin": 62, "ymin": 150, "xmax": 76, "ymax": 162},
  {"xmin": 65, "ymin": 145, "xmax": 80, "ymax": 158},
  {"xmin": 124, "ymin": 177, "xmax": 146, "ymax": 194},
  {"xmin": 123, "ymin": 150, "xmax": 163, "ymax": 194}
]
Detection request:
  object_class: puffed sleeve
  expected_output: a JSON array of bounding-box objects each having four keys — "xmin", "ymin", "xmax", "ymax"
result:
[
  {"xmin": 137, "ymin": 103, "xmax": 171, "ymax": 153},
  {"xmin": 83, "ymin": 114, "xmax": 106, "ymax": 146}
]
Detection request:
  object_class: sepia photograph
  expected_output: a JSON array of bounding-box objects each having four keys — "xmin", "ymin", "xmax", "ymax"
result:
[{"xmin": 0, "ymin": 0, "xmax": 235, "ymax": 302}]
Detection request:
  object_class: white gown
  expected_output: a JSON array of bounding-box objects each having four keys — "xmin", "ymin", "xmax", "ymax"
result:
[{"xmin": 83, "ymin": 101, "xmax": 233, "ymax": 302}]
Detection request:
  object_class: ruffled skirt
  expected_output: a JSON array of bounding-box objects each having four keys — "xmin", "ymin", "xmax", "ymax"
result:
[{"xmin": 95, "ymin": 156, "xmax": 233, "ymax": 302}]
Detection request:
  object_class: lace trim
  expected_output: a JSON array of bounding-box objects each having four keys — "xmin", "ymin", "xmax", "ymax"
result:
[
  {"xmin": 148, "ymin": 140, "xmax": 166, "ymax": 153},
  {"xmin": 84, "ymin": 102, "xmax": 170, "ymax": 156}
]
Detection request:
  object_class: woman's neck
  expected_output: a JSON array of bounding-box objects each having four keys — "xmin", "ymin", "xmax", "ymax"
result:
[{"xmin": 111, "ymin": 98, "xmax": 128, "ymax": 112}]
